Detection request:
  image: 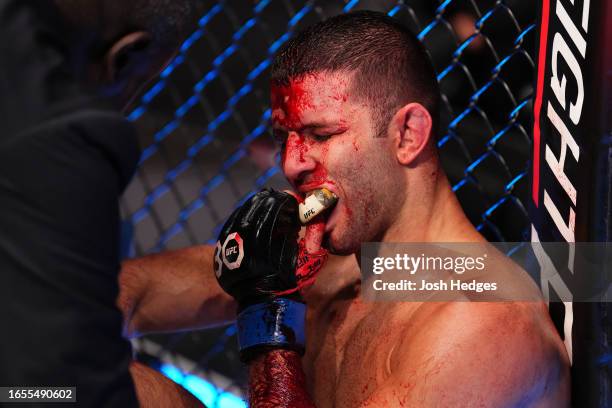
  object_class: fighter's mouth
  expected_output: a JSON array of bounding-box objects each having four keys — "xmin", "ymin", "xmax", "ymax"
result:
[{"xmin": 298, "ymin": 188, "xmax": 338, "ymax": 224}]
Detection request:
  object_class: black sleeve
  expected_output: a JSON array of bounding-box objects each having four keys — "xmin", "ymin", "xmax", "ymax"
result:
[{"xmin": 0, "ymin": 1, "xmax": 140, "ymax": 406}]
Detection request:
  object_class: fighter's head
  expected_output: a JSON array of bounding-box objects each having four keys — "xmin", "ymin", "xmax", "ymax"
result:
[
  {"xmin": 270, "ymin": 10, "xmax": 441, "ymax": 254},
  {"xmin": 53, "ymin": 0, "xmax": 200, "ymax": 110}
]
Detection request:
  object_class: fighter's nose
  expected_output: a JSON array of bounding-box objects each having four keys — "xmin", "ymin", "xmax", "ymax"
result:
[{"xmin": 281, "ymin": 133, "xmax": 317, "ymax": 186}]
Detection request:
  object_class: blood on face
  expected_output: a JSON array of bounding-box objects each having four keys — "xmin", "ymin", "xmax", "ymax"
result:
[{"xmin": 271, "ymin": 74, "xmax": 351, "ymax": 187}]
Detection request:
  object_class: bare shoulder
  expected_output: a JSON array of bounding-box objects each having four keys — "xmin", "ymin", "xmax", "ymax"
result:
[
  {"xmin": 410, "ymin": 301, "xmax": 567, "ymax": 367},
  {"xmin": 408, "ymin": 301, "xmax": 565, "ymax": 353},
  {"xmin": 388, "ymin": 301, "xmax": 570, "ymax": 406}
]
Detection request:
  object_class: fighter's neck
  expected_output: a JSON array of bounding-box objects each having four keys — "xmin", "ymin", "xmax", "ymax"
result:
[{"xmin": 381, "ymin": 171, "xmax": 484, "ymax": 243}]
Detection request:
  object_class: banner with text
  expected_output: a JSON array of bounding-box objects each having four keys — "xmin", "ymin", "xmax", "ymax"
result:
[{"xmin": 360, "ymin": 242, "xmax": 612, "ymax": 302}]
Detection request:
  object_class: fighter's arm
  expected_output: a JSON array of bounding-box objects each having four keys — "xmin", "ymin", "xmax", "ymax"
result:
[
  {"xmin": 130, "ymin": 361, "xmax": 205, "ymax": 407},
  {"xmin": 358, "ymin": 302, "xmax": 570, "ymax": 407},
  {"xmin": 118, "ymin": 245, "xmax": 236, "ymax": 338},
  {"xmin": 248, "ymin": 350, "xmax": 314, "ymax": 407}
]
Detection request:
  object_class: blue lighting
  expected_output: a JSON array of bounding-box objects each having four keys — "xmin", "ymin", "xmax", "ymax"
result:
[
  {"xmin": 515, "ymin": 24, "xmax": 536, "ymax": 45},
  {"xmin": 181, "ymin": 31, "xmax": 203, "ymax": 54},
  {"xmin": 418, "ymin": 19, "xmax": 438, "ymax": 40},
  {"xmin": 387, "ymin": 5, "xmax": 401, "ymax": 17},
  {"xmin": 127, "ymin": 106, "xmax": 146, "ymax": 122},
  {"xmin": 475, "ymin": 7, "xmax": 496, "ymax": 29},
  {"xmin": 160, "ymin": 364, "xmax": 183, "ymax": 383},
  {"xmin": 452, "ymin": 178, "xmax": 468, "ymax": 192},
  {"xmin": 217, "ymin": 392, "xmax": 246, "ymax": 408},
  {"xmin": 143, "ymin": 81, "xmax": 165, "ymax": 103},
  {"xmin": 254, "ymin": 0, "xmax": 271, "ymax": 13},
  {"xmin": 289, "ymin": 5, "xmax": 312, "ymax": 27},
  {"xmin": 436, "ymin": 63, "xmax": 455, "ymax": 81},
  {"xmin": 435, "ymin": 0, "xmax": 454, "ymax": 14},
  {"xmin": 247, "ymin": 59, "xmax": 270, "ymax": 81},
  {"xmin": 213, "ymin": 45, "xmax": 237, "ymax": 68},
  {"xmin": 509, "ymin": 99, "xmax": 530, "ymax": 119},
  {"xmin": 161, "ymin": 55, "xmax": 185, "ymax": 78},
  {"xmin": 466, "ymin": 152, "xmax": 490, "ymax": 174},
  {"xmin": 233, "ymin": 18, "xmax": 256, "ymax": 41},
  {"xmin": 199, "ymin": 4, "xmax": 223, "ymax": 27},
  {"xmin": 269, "ymin": 32, "xmax": 291, "ymax": 54},
  {"xmin": 484, "ymin": 197, "xmax": 508, "ymax": 218},
  {"xmin": 343, "ymin": 0, "xmax": 359, "ymax": 12},
  {"xmin": 505, "ymin": 172, "xmax": 526, "ymax": 192},
  {"xmin": 182, "ymin": 374, "xmax": 218, "ymax": 406},
  {"xmin": 159, "ymin": 364, "xmax": 246, "ymax": 408}
]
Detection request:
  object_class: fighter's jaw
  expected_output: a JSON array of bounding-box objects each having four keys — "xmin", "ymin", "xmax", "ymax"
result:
[
  {"xmin": 322, "ymin": 205, "xmax": 361, "ymax": 254},
  {"xmin": 324, "ymin": 200, "xmax": 340, "ymax": 234},
  {"xmin": 323, "ymin": 228, "xmax": 361, "ymax": 256}
]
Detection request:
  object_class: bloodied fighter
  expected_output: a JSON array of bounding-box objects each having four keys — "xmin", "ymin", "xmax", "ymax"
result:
[
  {"xmin": 213, "ymin": 11, "xmax": 570, "ymax": 407},
  {"xmin": 120, "ymin": 10, "xmax": 570, "ymax": 407}
]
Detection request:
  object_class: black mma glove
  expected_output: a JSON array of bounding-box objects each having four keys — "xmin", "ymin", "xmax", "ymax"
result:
[{"xmin": 214, "ymin": 189, "xmax": 322, "ymax": 361}]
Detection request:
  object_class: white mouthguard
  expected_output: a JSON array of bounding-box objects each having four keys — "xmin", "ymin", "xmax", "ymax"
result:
[{"xmin": 298, "ymin": 188, "xmax": 338, "ymax": 224}]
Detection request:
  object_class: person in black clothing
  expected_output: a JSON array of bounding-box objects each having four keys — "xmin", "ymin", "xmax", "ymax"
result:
[{"xmin": 0, "ymin": 1, "xmax": 204, "ymax": 406}]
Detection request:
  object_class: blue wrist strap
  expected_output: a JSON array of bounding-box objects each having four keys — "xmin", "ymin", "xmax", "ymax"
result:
[{"xmin": 237, "ymin": 298, "xmax": 306, "ymax": 356}]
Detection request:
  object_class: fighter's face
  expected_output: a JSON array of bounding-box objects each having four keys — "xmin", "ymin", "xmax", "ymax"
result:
[{"xmin": 271, "ymin": 72, "xmax": 403, "ymax": 254}]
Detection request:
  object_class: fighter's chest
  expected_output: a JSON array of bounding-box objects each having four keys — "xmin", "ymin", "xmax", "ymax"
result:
[{"xmin": 303, "ymin": 298, "xmax": 397, "ymax": 407}]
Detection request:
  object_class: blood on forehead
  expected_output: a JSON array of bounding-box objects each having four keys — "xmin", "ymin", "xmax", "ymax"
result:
[
  {"xmin": 271, "ymin": 73, "xmax": 352, "ymax": 130},
  {"xmin": 271, "ymin": 77, "xmax": 313, "ymax": 130}
]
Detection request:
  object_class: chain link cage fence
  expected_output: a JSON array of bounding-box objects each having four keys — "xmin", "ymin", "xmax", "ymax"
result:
[{"xmin": 121, "ymin": 0, "xmax": 537, "ymax": 405}]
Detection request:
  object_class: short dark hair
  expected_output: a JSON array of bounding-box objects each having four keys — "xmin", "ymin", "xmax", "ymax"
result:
[{"xmin": 271, "ymin": 10, "xmax": 440, "ymax": 138}]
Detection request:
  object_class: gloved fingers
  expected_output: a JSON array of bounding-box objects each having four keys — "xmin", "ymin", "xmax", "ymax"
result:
[
  {"xmin": 282, "ymin": 189, "xmax": 303, "ymax": 204},
  {"xmin": 241, "ymin": 189, "xmax": 274, "ymax": 227},
  {"xmin": 254, "ymin": 191, "xmax": 299, "ymax": 244}
]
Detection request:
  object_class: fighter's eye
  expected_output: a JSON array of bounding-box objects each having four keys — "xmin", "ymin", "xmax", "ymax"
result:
[{"xmin": 312, "ymin": 133, "xmax": 332, "ymax": 142}]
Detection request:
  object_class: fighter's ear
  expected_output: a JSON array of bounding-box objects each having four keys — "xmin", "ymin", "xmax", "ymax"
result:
[
  {"xmin": 103, "ymin": 31, "xmax": 152, "ymax": 85},
  {"xmin": 392, "ymin": 103, "xmax": 433, "ymax": 166}
]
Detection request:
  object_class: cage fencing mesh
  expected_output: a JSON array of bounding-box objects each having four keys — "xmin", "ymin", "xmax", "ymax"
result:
[{"xmin": 121, "ymin": 0, "xmax": 537, "ymax": 404}]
